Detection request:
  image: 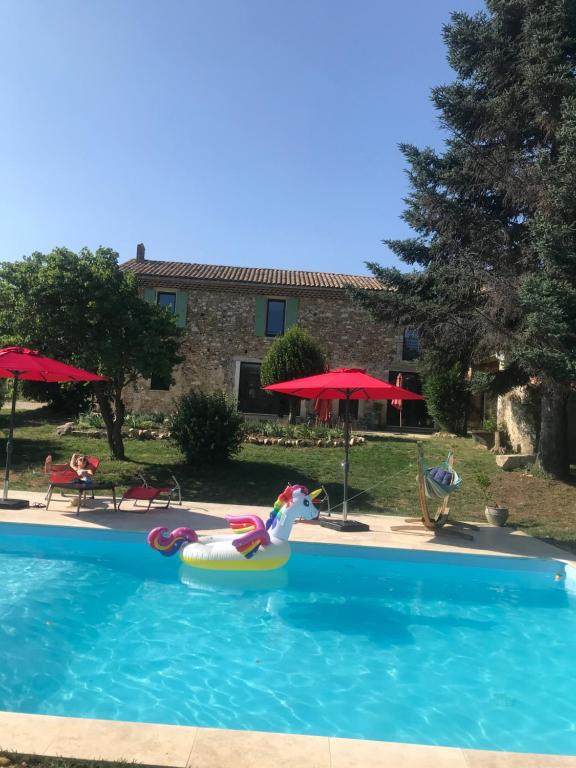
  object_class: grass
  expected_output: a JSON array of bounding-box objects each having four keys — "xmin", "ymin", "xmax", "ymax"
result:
[
  {"xmin": 2, "ymin": 406, "xmax": 576, "ymax": 552},
  {"xmin": 0, "ymin": 754, "xmax": 135, "ymax": 768}
]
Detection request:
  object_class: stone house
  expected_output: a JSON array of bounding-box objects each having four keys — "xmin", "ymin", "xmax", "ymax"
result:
[{"xmin": 121, "ymin": 245, "xmax": 431, "ymax": 428}]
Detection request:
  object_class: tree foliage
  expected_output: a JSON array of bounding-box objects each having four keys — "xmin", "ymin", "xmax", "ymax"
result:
[
  {"xmin": 0, "ymin": 247, "xmax": 183, "ymax": 459},
  {"xmin": 260, "ymin": 326, "xmax": 327, "ymax": 421},
  {"xmin": 355, "ymin": 0, "xmax": 576, "ymax": 478},
  {"xmin": 421, "ymin": 363, "xmax": 470, "ymax": 436}
]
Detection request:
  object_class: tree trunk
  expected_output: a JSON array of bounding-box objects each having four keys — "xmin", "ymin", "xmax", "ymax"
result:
[
  {"xmin": 93, "ymin": 381, "xmax": 126, "ymax": 460},
  {"xmin": 537, "ymin": 380, "xmax": 569, "ymax": 479},
  {"xmin": 111, "ymin": 385, "xmax": 126, "ymax": 460}
]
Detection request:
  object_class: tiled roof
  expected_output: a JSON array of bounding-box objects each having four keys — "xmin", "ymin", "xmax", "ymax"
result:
[{"xmin": 121, "ymin": 259, "xmax": 383, "ymax": 290}]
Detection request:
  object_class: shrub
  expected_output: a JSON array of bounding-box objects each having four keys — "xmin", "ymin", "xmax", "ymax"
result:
[
  {"xmin": 77, "ymin": 410, "xmax": 105, "ymax": 429},
  {"xmin": 124, "ymin": 412, "xmax": 167, "ymax": 429},
  {"xmin": 171, "ymin": 390, "xmax": 245, "ymax": 465},
  {"xmin": 77, "ymin": 410, "xmax": 168, "ymax": 431},
  {"xmin": 422, "ymin": 365, "xmax": 470, "ymax": 435},
  {"xmin": 482, "ymin": 417, "xmax": 498, "ymax": 432}
]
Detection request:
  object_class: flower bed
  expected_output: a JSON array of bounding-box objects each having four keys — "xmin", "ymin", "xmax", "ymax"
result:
[{"xmin": 243, "ymin": 420, "xmax": 364, "ymax": 448}]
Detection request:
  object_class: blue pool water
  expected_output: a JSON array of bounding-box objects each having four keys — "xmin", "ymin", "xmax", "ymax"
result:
[{"xmin": 0, "ymin": 523, "xmax": 575, "ymax": 755}]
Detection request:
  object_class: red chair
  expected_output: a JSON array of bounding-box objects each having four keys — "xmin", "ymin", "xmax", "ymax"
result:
[
  {"xmin": 44, "ymin": 456, "xmax": 101, "ymax": 498},
  {"xmin": 119, "ymin": 475, "xmax": 181, "ymax": 513}
]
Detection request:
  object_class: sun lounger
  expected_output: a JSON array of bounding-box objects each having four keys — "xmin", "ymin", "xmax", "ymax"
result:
[{"xmin": 118, "ymin": 475, "xmax": 181, "ymax": 513}]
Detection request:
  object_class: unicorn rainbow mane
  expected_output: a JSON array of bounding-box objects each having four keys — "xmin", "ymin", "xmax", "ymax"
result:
[{"xmin": 266, "ymin": 484, "xmax": 309, "ymax": 532}]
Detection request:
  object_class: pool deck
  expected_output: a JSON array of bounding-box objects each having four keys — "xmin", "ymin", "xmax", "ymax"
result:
[{"xmin": 1, "ymin": 490, "xmax": 575, "ymax": 768}]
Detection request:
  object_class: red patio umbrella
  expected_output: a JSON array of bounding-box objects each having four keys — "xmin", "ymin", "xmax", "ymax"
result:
[
  {"xmin": 0, "ymin": 347, "xmax": 108, "ymax": 509},
  {"xmin": 264, "ymin": 368, "xmax": 424, "ymax": 531}
]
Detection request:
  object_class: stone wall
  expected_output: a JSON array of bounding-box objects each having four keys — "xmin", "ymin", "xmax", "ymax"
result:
[
  {"xmin": 125, "ymin": 277, "xmax": 413, "ymax": 420},
  {"xmin": 498, "ymin": 386, "xmax": 576, "ymax": 459},
  {"xmin": 497, "ymin": 387, "xmax": 538, "ymax": 454}
]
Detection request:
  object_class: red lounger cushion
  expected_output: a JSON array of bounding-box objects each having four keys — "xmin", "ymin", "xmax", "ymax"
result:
[{"xmin": 122, "ymin": 487, "xmax": 161, "ymax": 501}]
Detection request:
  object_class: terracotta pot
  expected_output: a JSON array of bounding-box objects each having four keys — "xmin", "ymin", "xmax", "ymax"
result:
[{"xmin": 485, "ymin": 505, "xmax": 509, "ymax": 527}]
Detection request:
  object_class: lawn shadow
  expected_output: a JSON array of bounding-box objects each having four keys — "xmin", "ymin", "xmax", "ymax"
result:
[
  {"xmin": 0, "ymin": 436, "xmax": 67, "ymax": 472},
  {"xmin": 0, "ymin": 406, "xmax": 64, "ymax": 428},
  {"xmin": 119, "ymin": 458, "xmax": 378, "ymax": 509}
]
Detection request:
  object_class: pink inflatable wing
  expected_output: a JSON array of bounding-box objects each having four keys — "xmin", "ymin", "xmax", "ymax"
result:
[
  {"xmin": 225, "ymin": 514, "xmax": 265, "ymax": 534},
  {"xmin": 227, "ymin": 516, "xmax": 271, "ymax": 559}
]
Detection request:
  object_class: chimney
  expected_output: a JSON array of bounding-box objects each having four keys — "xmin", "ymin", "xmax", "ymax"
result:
[{"xmin": 136, "ymin": 243, "xmax": 145, "ymax": 263}]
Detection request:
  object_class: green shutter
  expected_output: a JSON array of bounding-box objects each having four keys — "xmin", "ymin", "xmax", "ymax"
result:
[
  {"xmin": 255, "ymin": 296, "xmax": 267, "ymax": 336},
  {"xmin": 175, "ymin": 290, "xmax": 188, "ymax": 328},
  {"xmin": 285, "ymin": 297, "xmax": 299, "ymax": 330},
  {"xmin": 143, "ymin": 287, "xmax": 156, "ymax": 304}
]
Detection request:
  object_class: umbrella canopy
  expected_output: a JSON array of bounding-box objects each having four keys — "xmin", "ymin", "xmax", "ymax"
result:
[
  {"xmin": 0, "ymin": 347, "xmax": 108, "ymax": 507},
  {"xmin": 0, "ymin": 347, "xmax": 106, "ymax": 382},
  {"xmin": 264, "ymin": 368, "xmax": 424, "ymax": 528},
  {"xmin": 264, "ymin": 367, "xmax": 424, "ymax": 402}
]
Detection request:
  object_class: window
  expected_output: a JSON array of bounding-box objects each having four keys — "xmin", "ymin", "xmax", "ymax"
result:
[
  {"xmin": 255, "ymin": 296, "xmax": 297, "ymax": 337},
  {"xmin": 266, "ymin": 299, "xmax": 286, "ymax": 337},
  {"xmin": 157, "ymin": 291, "xmax": 176, "ymax": 314},
  {"xmin": 150, "ymin": 374, "xmax": 171, "ymax": 391},
  {"xmin": 237, "ymin": 362, "xmax": 288, "ymax": 415},
  {"xmin": 402, "ymin": 328, "xmax": 421, "ymax": 361}
]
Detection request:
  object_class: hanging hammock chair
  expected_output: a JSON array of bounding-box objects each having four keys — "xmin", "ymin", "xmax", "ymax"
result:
[
  {"xmin": 391, "ymin": 442, "xmax": 475, "ymax": 540},
  {"xmin": 424, "ymin": 455, "xmax": 462, "ymax": 499}
]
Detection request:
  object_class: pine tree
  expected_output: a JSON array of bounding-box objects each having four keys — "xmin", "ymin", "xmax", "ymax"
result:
[{"xmin": 357, "ymin": 0, "xmax": 576, "ymax": 478}]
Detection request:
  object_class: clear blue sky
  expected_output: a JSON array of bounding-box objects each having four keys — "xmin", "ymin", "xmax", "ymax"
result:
[{"xmin": 0, "ymin": 0, "xmax": 483, "ymax": 275}]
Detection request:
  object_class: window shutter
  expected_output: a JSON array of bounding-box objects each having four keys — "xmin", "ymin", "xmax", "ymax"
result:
[
  {"xmin": 285, "ymin": 297, "xmax": 299, "ymax": 330},
  {"xmin": 175, "ymin": 290, "xmax": 188, "ymax": 328},
  {"xmin": 143, "ymin": 287, "xmax": 156, "ymax": 304},
  {"xmin": 254, "ymin": 296, "xmax": 267, "ymax": 336}
]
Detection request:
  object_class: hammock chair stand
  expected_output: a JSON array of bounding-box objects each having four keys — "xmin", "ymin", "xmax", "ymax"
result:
[{"xmin": 391, "ymin": 442, "xmax": 478, "ymax": 540}]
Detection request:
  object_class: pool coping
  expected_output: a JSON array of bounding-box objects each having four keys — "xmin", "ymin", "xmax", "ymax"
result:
[{"xmin": 1, "ymin": 492, "xmax": 576, "ymax": 767}]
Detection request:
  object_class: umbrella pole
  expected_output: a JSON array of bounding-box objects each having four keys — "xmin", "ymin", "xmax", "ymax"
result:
[
  {"xmin": 3, "ymin": 373, "xmax": 19, "ymax": 500},
  {"xmin": 342, "ymin": 392, "xmax": 350, "ymax": 521}
]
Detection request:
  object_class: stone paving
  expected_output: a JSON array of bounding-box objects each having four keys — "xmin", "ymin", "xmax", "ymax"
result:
[{"xmin": 0, "ymin": 490, "xmax": 574, "ymax": 767}]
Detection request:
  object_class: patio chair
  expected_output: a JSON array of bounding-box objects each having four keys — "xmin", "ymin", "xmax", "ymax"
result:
[
  {"xmin": 44, "ymin": 455, "xmax": 101, "ymax": 500},
  {"xmin": 118, "ymin": 475, "xmax": 182, "ymax": 513},
  {"xmin": 390, "ymin": 442, "xmax": 478, "ymax": 540}
]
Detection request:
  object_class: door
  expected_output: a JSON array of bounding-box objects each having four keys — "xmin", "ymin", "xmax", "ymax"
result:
[{"xmin": 386, "ymin": 371, "xmax": 432, "ymax": 428}]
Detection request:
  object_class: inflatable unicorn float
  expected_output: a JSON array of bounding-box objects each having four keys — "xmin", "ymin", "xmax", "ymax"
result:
[{"xmin": 147, "ymin": 484, "xmax": 321, "ymax": 572}]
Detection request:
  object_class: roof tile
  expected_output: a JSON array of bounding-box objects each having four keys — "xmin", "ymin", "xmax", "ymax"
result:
[{"xmin": 121, "ymin": 259, "xmax": 383, "ymax": 290}]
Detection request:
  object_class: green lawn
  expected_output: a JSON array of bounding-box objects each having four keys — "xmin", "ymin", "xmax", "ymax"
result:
[
  {"xmin": 2, "ymin": 407, "xmax": 576, "ymax": 552},
  {"xmin": 1, "ymin": 407, "xmax": 496, "ymax": 516},
  {"xmin": 0, "ymin": 755, "xmax": 133, "ymax": 768}
]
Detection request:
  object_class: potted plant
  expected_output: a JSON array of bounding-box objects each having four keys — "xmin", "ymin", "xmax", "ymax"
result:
[{"xmin": 476, "ymin": 473, "xmax": 509, "ymax": 526}]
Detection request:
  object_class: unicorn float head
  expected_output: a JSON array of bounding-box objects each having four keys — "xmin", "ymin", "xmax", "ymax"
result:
[{"xmin": 147, "ymin": 484, "xmax": 322, "ymax": 572}]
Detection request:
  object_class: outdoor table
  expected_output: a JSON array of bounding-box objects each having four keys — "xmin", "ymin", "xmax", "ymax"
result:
[{"xmin": 46, "ymin": 481, "xmax": 117, "ymax": 515}]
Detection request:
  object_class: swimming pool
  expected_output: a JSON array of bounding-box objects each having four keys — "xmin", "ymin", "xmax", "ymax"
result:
[{"xmin": 0, "ymin": 522, "xmax": 575, "ymax": 755}]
